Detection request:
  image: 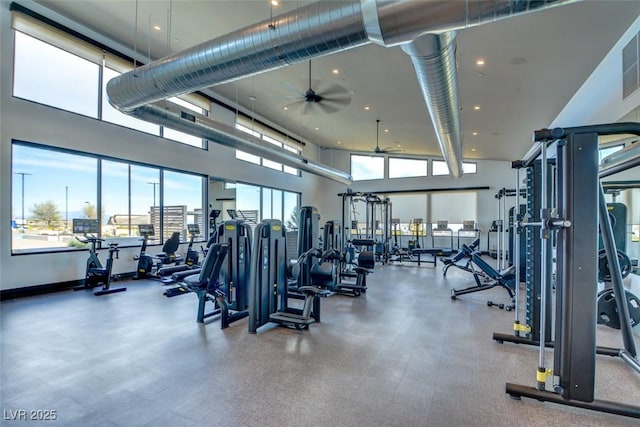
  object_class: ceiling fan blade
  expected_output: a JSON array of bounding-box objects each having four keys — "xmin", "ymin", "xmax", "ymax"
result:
[
  {"xmin": 315, "ymin": 102, "xmax": 340, "ymax": 115},
  {"xmin": 321, "ymin": 95, "xmax": 351, "ymax": 107},
  {"xmin": 283, "ymin": 99, "xmax": 305, "ymax": 111},
  {"xmin": 320, "ymin": 84, "xmax": 349, "ymax": 98},
  {"xmin": 282, "ymin": 81, "xmax": 304, "ymax": 97},
  {"xmin": 301, "ymin": 102, "xmax": 313, "ymax": 116}
]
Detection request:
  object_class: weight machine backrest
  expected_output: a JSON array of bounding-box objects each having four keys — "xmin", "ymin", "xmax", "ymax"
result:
[
  {"xmin": 205, "ymin": 243, "xmax": 229, "ymax": 292},
  {"xmin": 162, "ymin": 232, "xmax": 181, "ymax": 254},
  {"xmin": 248, "ymin": 220, "xmax": 287, "ymax": 333},
  {"xmin": 197, "ymin": 242, "xmax": 227, "ymax": 284}
]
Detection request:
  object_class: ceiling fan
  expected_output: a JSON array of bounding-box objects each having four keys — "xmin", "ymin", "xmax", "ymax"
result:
[
  {"xmin": 284, "ymin": 61, "xmax": 351, "ymax": 115},
  {"xmin": 372, "ymin": 119, "xmax": 402, "ymax": 154}
]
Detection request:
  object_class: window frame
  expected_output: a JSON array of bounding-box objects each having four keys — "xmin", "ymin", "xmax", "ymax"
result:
[
  {"xmin": 388, "ymin": 157, "xmax": 428, "ymax": 179},
  {"xmin": 432, "ymin": 160, "xmax": 478, "ymax": 176},
  {"xmin": 235, "ymin": 118, "xmax": 302, "ymax": 176},
  {"xmin": 350, "ymin": 154, "xmax": 385, "ymax": 181},
  {"xmin": 12, "ymin": 11, "xmax": 210, "ymax": 150},
  {"xmin": 13, "ymin": 30, "xmax": 101, "ymax": 119},
  {"xmin": 10, "ymin": 140, "xmax": 207, "ymax": 255}
]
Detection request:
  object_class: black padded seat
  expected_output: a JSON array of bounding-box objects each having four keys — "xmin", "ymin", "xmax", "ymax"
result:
[{"xmin": 181, "ymin": 243, "xmax": 228, "ymax": 292}]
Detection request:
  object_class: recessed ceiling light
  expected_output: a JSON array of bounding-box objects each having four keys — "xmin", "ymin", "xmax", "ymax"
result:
[
  {"xmin": 283, "ymin": 106, "xmax": 288, "ymax": 110},
  {"xmin": 473, "ymin": 105, "xmax": 480, "ymax": 110},
  {"xmin": 270, "ymin": 0, "xmax": 279, "ymax": 6},
  {"xmin": 364, "ymin": 106, "xmax": 370, "ymax": 111},
  {"xmin": 472, "ymin": 131, "xmax": 478, "ymax": 136},
  {"xmin": 476, "ymin": 59, "xmax": 485, "ymax": 66},
  {"xmin": 337, "ymin": 141, "xmax": 342, "ymax": 144},
  {"xmin": 384, "ymin": 129, "xmax": 389, "ymax": 133},
  {"xmin": 153, "ymin": 25, "xmax": 161, "ymax": 31},
  {"xmin": 248, "ymin": 96, "xmax": 257, "ymax": 101},
  {"xmin": 332, "ymin": 69, "xmax": 339, "ymax": 75},
  {"xmin": 315, "ymin": 127, "xmax": 320, "ymax": 130},
  {"xmin": 396, "ymin": 144, "xmax": 401, "ymax": 147},
  {"xmin": 471, "ymin": 148, "xmax": 477, "ymax": 152}
]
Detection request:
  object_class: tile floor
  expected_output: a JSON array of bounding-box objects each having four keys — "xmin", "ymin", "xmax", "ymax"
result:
[{"xmin": 1, "ymin": 260, "xmax": 639, "ymax": 426}]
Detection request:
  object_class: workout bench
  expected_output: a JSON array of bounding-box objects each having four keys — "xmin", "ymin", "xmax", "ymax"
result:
[
  {"xmin": 450, "ymin": 244, "xmax": 515, "ymax": 302},
  {"xmin": 442, "ymin": 238, "xmax": 480, "ymax": 276}
]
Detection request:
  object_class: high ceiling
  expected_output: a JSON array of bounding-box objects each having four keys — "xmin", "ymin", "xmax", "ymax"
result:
[{"xmin": 35, "ymin": 0, "xmax": 640, "ymax": 161}]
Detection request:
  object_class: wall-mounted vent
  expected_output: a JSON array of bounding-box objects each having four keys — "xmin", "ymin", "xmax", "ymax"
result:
[{"xmin": 622, "ymin": 32, "xmax": 639, "ymax": 99}]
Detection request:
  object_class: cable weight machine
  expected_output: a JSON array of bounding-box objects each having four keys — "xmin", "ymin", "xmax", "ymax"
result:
[
  {"xmin": 501, "ymin": 122, "xmax": 640, "ymax": 419},
  {"xmin": 339, "ymin": 190, "xmax": 391, "ymax": 264}
]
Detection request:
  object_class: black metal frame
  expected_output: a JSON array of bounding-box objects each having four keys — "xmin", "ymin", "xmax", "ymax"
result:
[
  {"xmin": 525, "ymin": 161, "xmax": 554, "ymax": 343},
  {"xmin": 215, "ymin": 220, "xmax": 252, "ymax": 328},
  {"xmin": 504, "ymin": 123, "xmax": 640, "ymax": 419},
  {"xmin": 248, "ymin": 220, "xmax": 325, "ymax": 333}
]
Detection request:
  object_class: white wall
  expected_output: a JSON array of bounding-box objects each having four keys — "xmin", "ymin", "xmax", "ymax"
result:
[
  {"xmin": 317, "ymin": 149, "xmax": 517, "ymax": 235},
  {"xmin": 552, "ymin": 15, "xmax": 640, "ymax": 127},
  {"xmin": 0, "ymin": 3, "xmax": 340, "ymax": 290}
]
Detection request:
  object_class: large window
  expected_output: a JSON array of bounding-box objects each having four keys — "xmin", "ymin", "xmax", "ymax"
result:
[
  {"xmin": 13, "ymin": 31, "xmax": 99, "ymax": 118},
  {"xmin": 12, "ymin": 144, "xmax": 97, "ymax": 252},
  {"xmin": 101, "ymin": 67, "xmax": 160, "ymax": 135},
  {"xmin": 102, "ymin": 160, "xmax": 133, "ymax": 237},
  {"xmin": 11, "ymin": 142, "xmax": 205, "ymax": 253},
  {"xmin": 129, "ymin": 165, "xmax": 161, "ymax": 244},
  {"xmin": 283, "ymin": 192, "xmax": 299, "ymax": 231},
  {"xmin": 12, "ymin": 12, "xmax": 209, "ymax": 149},
  {"xmin": 282, "ymin": 145, "xmax": 300, "ymax": 175},
  {"xmin": 101, "ymin": 160, "xmax": 160, "ymax": 243},
  {"xmin": 389, "ymin": 157, "xmax": 428, "ymax": 178},
  {"xmin": 234, "ymin": 183, "xmax": 300, "ymax": 229},
  {"xmin": 235, "ymin": 118, "xmax": 302, "ymax": 176},
  {"xmin": 599, "ymin": 144, "xmax": 624, "ymax": 163},
  {"xmin": 235, "ymin": 183, "xmax": 261, "ymax": 225},
  {"xmin": 163, "ymin": 97, "xmax": 206, "ymax": 148},
  {"xmin": 262, "ymin": 136, "xmax": 285, "ymax": 171},
  {"xmin": 351, "ymin": 155, "xmax": 384, "ymax": 181},
  {"xmin": 235, "ymin": 149, "xmax": 261, "ymax": 165},
  {"xmin": 262, "ymin": 188, "xmax": 284, "ymax": 221},
  {"xmin": 163, "ymin": 171, "xmax": 205, "ymax": 241},
  {"xmin": 430, "ymin": 191, "xmax": 478, "ymax": 233},
  {"xmin": 432, "ymin": 160, "xmax": 477, "ymax": 176}
]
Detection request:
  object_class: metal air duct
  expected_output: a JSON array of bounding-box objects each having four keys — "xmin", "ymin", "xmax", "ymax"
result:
[
  {"xmin": 131, "ymin": 100, "xmax": 353, "ymax": 185},
  {"xmin": 401, "ymin": 32, "xmax": 462, "ymax": 178},
  {"xmin": 107, "ymin": 1, "xmax": 369, "ymax": 112},
  {"xmin": 107, "ymin": 0, "xmax": 575, "ymax": 181}
]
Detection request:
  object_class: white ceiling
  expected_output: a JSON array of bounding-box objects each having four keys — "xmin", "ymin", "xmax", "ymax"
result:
[{"xmin": 35, "ymin": 0, "xmax": 640, "ymax": 161}]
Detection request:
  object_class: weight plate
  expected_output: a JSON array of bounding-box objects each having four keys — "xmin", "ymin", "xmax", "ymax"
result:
[
  {"xmin": 597, "ymin": 249, "xmax": 632, "ymax": 282},
  {"xmin": 596, "ymin": 288, "xmax": 640, "ymax": 329}
]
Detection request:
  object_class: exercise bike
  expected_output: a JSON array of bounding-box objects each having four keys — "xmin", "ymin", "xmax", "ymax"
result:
[
  {"xmin": 74, "ymin": 235, "xmax": 126, "ymax": 296},
  {"xmin": 183, "ymin": 223, "xmax": 200, "ymax": 267},
  {"xmin": 133, "ymin": 224, "xmax": 155, "ymax": 280},
  {"xmin": 73, "ymin": 233, "xmax": 104, "ymax": 291}
]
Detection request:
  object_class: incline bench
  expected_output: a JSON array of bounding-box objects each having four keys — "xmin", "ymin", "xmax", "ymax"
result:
[{"xmin": 450, "ymin": 243, "xmax": 515, "ymax": 301}]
